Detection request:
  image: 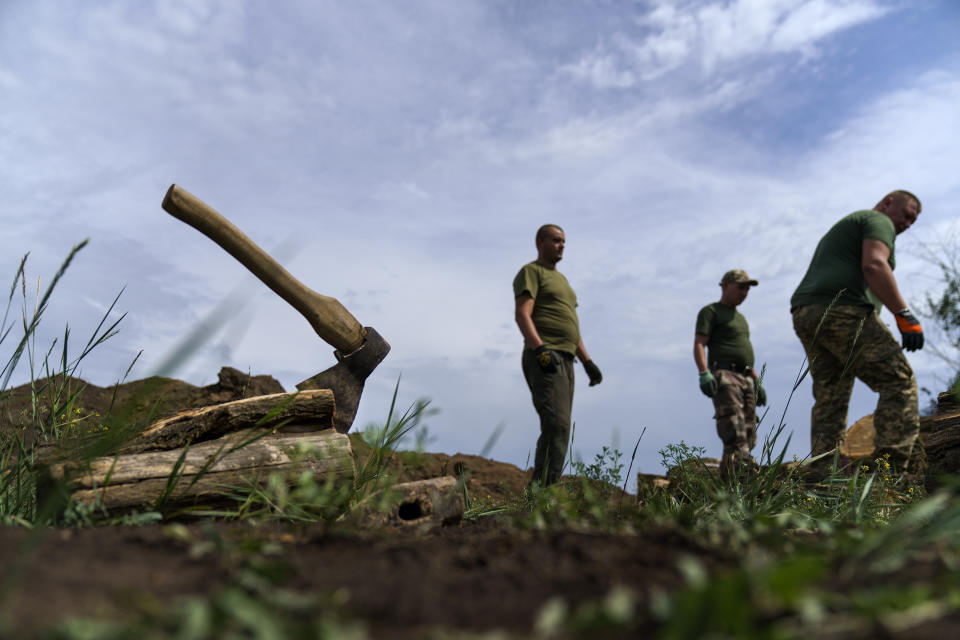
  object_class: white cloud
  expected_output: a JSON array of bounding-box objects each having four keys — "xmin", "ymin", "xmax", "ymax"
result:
[
  {"xmin": 625, "ymin": 0, "xmax": 891, "ymax": 77},
  {"xmin": 561, "ymin": 46, "xmax": 637, "ymax": 89},
  {"xmin": 772, "ymin": 0, "xmax": 890, "ymax": 53}
]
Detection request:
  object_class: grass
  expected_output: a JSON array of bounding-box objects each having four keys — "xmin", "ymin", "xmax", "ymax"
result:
[{"xmin": 0, "ymin": 241, "xmax": 131, "ymax": 525}]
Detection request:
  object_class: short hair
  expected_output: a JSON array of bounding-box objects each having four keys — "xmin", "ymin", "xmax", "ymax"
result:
[
  {"xmin": 536, "ymin": 224, "xmax": 564, "ymax": 243},
  {"xmin": 881, "ymin": 190, "xmax": 922, "ymax": 213}
]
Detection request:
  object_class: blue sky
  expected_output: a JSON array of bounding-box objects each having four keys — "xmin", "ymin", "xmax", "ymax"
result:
[{"xmin": 2, "ymin": 0, "xmax": 959, "ymax": 476}]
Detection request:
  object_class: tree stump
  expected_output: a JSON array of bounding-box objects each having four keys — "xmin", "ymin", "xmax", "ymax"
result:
[
  {"xmin": 840, "ymin": 414, "xmax": 876, "ymax": 458},
  {"xmin": 840, "ymin": 412, "xmax": 935, "ymax": 461},
  {"xmin": 636, "ymin": 472, "xmax": 670, "ymax": 502},
  {"xmin": 924, "ymin": 391, "xmax": 960, "ymax": 490}
]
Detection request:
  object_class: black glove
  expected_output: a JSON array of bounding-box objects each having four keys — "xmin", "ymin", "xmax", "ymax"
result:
[
  {"xmin": 583, "ymin": 360, "xmax": 602, "ymax": 386},
  {"xmin": 532, "ymin": 345, "xmax": 558, "ymax": 373},
  {"xmin": 895, "ymin": 309, "xmax": 924, "ymax": 352}
]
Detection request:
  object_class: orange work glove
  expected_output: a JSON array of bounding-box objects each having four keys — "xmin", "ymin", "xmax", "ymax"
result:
[{"xmin": 895, "ymin": 309, "xmax": 924, "ymax": 352}]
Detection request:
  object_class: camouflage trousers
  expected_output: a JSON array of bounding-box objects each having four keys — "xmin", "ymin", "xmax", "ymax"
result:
[
  {"xmin": 792, "ymin": 305, "xmax": 919, "ymax": 468},
  {"xmin": 711, "ymin": 369, "xmax": 758, "ymax": 481}
]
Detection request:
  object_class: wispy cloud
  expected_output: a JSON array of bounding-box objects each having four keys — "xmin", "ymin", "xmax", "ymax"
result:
[{"xmin": 564, "ymin": 0, "xmax": 891, "ymax": 87}]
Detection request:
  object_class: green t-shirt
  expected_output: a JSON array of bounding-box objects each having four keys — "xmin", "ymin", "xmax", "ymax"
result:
[
  {"xmin": 790, "ymin": 210, "xmax": 896, "ymax": 312},
  {"xmin": 695, "ymin": 302, "xmax": 754, "ymax": 369},
  {"xmin": 513, "ymin": 262, "xmax": 580, "ymax": 355}
]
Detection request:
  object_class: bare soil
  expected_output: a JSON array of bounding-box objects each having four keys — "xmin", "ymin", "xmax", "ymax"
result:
[{"xmin": 0, "ymin": 518, "xmax": 711, "ymax": 637}]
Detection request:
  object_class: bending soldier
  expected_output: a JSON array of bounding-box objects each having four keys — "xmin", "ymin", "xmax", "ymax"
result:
[{"xmin": 790, "ymin": 190, "xmax": 924, "ymax": 474}]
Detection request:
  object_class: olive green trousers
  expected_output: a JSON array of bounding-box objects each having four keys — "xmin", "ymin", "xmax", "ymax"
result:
[{"xmin": 522, "ymin": 349, "xmax": 575, "ymax": 486}]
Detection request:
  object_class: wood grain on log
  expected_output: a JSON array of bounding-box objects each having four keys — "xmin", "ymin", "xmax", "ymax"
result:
[
  {"xmin": 924, "ymin": 391, "xmax": 960, "ymax": 488},
  {"xmin": 48, "ymin": 430, "xmax": 353, "ymax": 511},
  {"xmin": 840, "ymin": 413, "xmax": 935, "ymax": 460},
  {"xmin": 840, "ymin": 414, "xmax": 875, "ymax": 458},
  {"xmin": 119, "ymin": 389, "xmax": 335, "ymax": 453}
]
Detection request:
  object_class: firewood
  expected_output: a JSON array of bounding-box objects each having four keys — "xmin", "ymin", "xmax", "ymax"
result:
[
  {"xmin": 925, "ymin": 391, "xmax": 960, "ymax": 489},
  {"xmin": 42, "ymin": 429, "xmax": 353, "ymax": 512},
  {"xmin": 119, "ymin": 389, "xmax": 335, "ymax": 453}
]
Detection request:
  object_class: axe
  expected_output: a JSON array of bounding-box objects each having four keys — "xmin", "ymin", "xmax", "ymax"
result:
[{"xmin": 161, "ymin": 184, "xmax": 390, "ymax": 432}]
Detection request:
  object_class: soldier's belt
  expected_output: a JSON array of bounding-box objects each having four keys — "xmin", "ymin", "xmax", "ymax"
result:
[
  {"xmin": 527, "ymin": 348, "xmax": 574, "ymax": 360},
  {"xmin": 712, "ymin": 363, "xmax": 752, "ymax": 375}
]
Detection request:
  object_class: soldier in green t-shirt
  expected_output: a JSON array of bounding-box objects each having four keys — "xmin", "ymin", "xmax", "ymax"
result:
[
  {"xmin": 790, "ymin": 190, "xmax": 924, "ymax": 474},
  {"xmin": 694, "ymin": 269, "xmax": 766, "ymax": 481},
  {"xmin": 514, "ymin": 224, "xmax": 602, "ymax": 487}
]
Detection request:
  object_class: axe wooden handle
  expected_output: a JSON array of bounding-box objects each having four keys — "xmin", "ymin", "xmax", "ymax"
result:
[{"xmin": 162, "ymin": 184, "xmax": 366, "ymax": 354}]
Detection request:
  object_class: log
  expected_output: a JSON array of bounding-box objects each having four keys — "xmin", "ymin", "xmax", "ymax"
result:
[
  {"xmin": 839, "ymin": 413, "xmax": 935, "ymax": 461},
  {"xmin": 840, "ymin": 414, "xmax": 876, "ymax": 458},
  {"xmin": 42, "ymin": 429, "xmax": 353, "ymax": 512},
  {"xmin": 119, "ymin": 389, "xmax": 335, "ymax": 453},
  {"xmin": 924, "ymin": 391, "xmax": 960, "ymax": 489},
  {"xmin": 345, "ymin": 477, "xmax": 464, "ymax": 530},
  {"xmin": 636, "ymin": 472, "xmax": 670, "ymax": 499}
]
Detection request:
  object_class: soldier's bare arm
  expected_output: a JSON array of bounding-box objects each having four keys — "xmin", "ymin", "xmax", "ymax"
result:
[
  {"xmin": 694, "ymin": 333, "xmax": 710, "ymax": 372},
  {"xmin": 575, "ymin": 338, "xmax": 591, "ymax": 362},
  {"xmin": 861, "ymin": 239, "xmax": 909, "ymax": 313},
  {"xmin": 515, "ymin": 293, "xmax": 544, "ymax": 349}
]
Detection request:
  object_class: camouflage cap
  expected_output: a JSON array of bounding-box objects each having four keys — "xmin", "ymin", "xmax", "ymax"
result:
[{"xmin": 720, "ymin": 269, "xmax": 758, "ymax": 286}]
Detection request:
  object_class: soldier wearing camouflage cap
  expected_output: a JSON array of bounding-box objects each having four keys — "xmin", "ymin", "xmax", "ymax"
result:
[
  {"xmin": 694, "ymin": 269, "xmax": 767, "ymax": 481},
  {"xmin": 791, "ymin": 190, "xmax": 924, "ymax": 474}
]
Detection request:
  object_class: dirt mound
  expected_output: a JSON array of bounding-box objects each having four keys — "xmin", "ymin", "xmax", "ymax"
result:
[
  {"xmin": 0, "ymin": 367, "xmax": 534, "ymax": 504},
  {"xmin": 348, "ymin": 435, "xmax": 531, "ymax": 504},
  {"xmin": 0, "ymin": 366, "xmax": 284, "ymax": 439}
]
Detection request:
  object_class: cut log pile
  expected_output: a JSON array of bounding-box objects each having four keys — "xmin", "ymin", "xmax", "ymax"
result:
[
  {"xmin": 32, "ymin": 386, "xmax": 467, "ymax": 529},
  {"xmin": 35, "ymin": 390, "xmax": 352, "ymax": 513}
]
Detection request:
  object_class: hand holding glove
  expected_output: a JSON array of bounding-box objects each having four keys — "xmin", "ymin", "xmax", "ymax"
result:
[
  {"xmin": 895, "ymin": 309, "xmax": 924, "ymax": 352},
  {"xmin": 754, "ymin": 379, "xmax": 767, "ymax": 407},
  {"xmin": 583, "ymin": 360, "xmax": 602, "ymax": 386},
  {"xmin": 698, "ymin": 370, "xmax": 717, "ymax": 398},
  {"xmin": 532, "ymin": 345, "xmax": 558, "ymax": 373}
]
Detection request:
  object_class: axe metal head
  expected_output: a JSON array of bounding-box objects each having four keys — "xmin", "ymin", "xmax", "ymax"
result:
[{"xmin": 296, "ymin": 327, "xmax": 390, "ymax": 432}]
